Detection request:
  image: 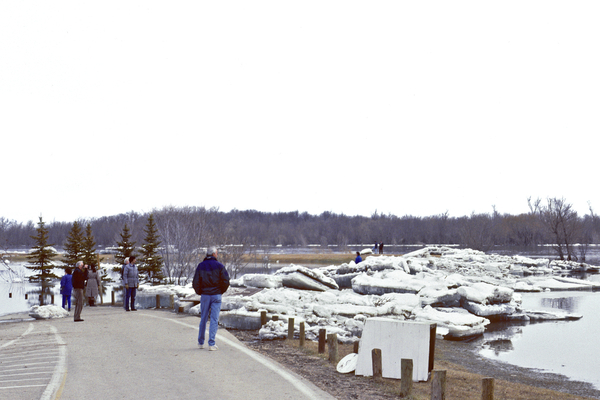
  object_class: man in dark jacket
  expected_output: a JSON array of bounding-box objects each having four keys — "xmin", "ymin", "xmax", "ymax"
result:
[
  {"xmin": 72, "ymin": 261, "xmax": 87, "ymax": 322},
  {"xmin": 193, "ymin": 246, "xmax": 230, "ymax": 351}
]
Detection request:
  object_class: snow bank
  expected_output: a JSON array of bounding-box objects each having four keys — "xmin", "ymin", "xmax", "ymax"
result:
[{"xmin": 29, "ymin": 305, "xmax": 69, "ymax": 319}]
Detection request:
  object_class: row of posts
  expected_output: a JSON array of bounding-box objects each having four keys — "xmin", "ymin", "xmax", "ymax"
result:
[{"xmin": 261, "ymin": 311, "xmax": 495, "ymax": 400}]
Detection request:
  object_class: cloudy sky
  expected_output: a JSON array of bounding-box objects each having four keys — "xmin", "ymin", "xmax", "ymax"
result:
[{"xmin": 2, "ymin": 1, "xmax": 599, "ymax": 223}]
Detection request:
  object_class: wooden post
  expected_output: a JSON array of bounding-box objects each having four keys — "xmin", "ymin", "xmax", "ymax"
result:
[
  {"xmin": 372, "ymin": 348, "xmax": 382, "ymax": 379},
  {"xmin": 178, "ymin": 306, "xmax": 184, "ymax": 313},
  {"xmin": 111, "ymin": 291, "xmax": 115, "ymax": 306},
  {"xmin": 260, "ymin": 311, "xmax": 267, "ymax": 326},
  {"xmin": 318, "ymin": 329, "xmax": 326, "ymax": 354},
  {"xmin": 353, "ymin": 341, "xmax": 360, "ymax": 354},
  {"xmin": 170, "ymin": 294, "xmax": 175, "ymax": 309},
  {"xmin": 9, "ymin": 293, "xmax": 12, "ymax": 298},
  {"xmin": 400, "ymin": 358, "xmax": 413, "ymax": 397},
  {"xmin": 299, "ymin": 322, "xmax": 305, "ymax": 347},
  {"xmin": 272, "ymin": 315, "xmax": 279, "ymax": 321},
  {"xmin": 431, "ymin": 370, "xmax": 447, "ymax": 400},
  {"xmin": 100, "ymin": 287, "xmax": 103, "ymax": 305},
  {"xmin": 287, "ymin": 318, "xmax": 294, "ymax": 340},
  {"xmin": 25, "ymin": 294, "xmax": 28, "ymax": 300},
  {"xmin": 39, "ymin": 294, "xmax": 43, "ymax": 305},
  {"xmin": 327, "ymin": 333, "xmax": 338, "ymax": 364},
  {"xmin": 156, "ymin": 294, "xmax": 161, "ymax": 309},
  {"xmin": 51, "ymin": 294, "xmax": 55, "ymax": 304},
  {"xmin": 482, "ymin": 377, "xmax": 494, "ymax": 400}
]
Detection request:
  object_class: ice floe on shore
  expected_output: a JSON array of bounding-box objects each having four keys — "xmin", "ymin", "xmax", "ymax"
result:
[{"xmin": 215, "ymin": 246, "xmax": 596, "ymax": 341}]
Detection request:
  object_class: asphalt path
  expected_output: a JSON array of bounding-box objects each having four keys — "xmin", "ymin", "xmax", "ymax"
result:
[{"xmin": 0, "ymin": 306, "xmax": 335, "ymax": 400}]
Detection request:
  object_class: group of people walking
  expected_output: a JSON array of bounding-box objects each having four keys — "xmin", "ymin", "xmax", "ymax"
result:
[{"xmin": 60, "ymin": 261, "xmax": 102, "ymax": 322}]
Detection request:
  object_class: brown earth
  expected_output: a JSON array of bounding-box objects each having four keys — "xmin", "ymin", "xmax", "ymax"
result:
[{"xmin": 229, "ymin": 329, "xmax": 600, "ymax": 400}]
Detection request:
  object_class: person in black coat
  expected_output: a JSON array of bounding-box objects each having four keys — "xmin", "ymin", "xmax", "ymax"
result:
[
  {"xmin": 193, "ymin": 246, "xmax": 230, "ymax": 351},
  {"xmin": 72, "ymin": 261, "xmax": 87, "ymax": 322}
]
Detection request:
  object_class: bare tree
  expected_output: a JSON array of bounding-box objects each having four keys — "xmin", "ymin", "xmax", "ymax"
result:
[
  {"xmin": 458, "ymin": 212, "xmax": 495, "ymax": 251},
  {"xmin": 540, "ymin": 197, "xmax": 580, "ymax": 261},
  {"xmin": 154, "ymin": 206, "xmax": 215, "ymax": 285}
]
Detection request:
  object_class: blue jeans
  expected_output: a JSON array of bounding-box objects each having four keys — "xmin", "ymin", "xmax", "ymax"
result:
[
  {"xmin": 125, "ymin": 287, "xmax": 137, "ymax": 310},
  {"xmin": 198, "ymin": 294, "xmax": 222, "ymax": 346}
]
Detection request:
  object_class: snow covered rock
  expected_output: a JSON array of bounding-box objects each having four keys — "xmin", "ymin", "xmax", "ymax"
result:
[{"xmin": 29, "ymin": 305, "xmax": 69, "ymax": 319}]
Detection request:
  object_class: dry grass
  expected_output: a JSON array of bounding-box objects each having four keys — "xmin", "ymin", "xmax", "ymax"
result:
[
  {"xmin": 283, "ymin": 340, "xmax": 593, "ymax": 400},
  {"xmin": 244, "ymin": 252, "xmax": 380, "ymax": 266}
]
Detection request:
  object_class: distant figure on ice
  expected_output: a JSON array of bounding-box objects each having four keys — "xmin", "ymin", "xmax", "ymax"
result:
[
  {"xmin": 379, "ymin": 241, "xmax": 384, "ymax": 254},
  {"xmin": 355, "ymin": 252, "xmax": 362, "ymax": 264},
  {"xmin": 124, "ymin": 256, "xmax": 139, "ymax": 311},
  {"xmin": 60, "ymin": 268, "xmax": 73, "ymax": 311},
  {"xmin": 193, "ymin": 246, "xmax": 230, "ymax": 351},
  {"xmin": 373, "ymin": 242, "xmax": 378, "ymax": 253},
  {"xmin": 86, "ymin": 265, "xmax": 101, "ymax": 307}
]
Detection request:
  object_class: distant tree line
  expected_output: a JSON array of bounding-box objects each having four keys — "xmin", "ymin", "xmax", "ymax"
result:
[{"xmin": 2, "ymin": 198, "xmax": 599, "ymax": 272}]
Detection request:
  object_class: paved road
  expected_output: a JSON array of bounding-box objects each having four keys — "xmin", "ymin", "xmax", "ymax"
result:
[{"xmin": 0, "ymin": 307, "xmax": 335, "ymax": 400}]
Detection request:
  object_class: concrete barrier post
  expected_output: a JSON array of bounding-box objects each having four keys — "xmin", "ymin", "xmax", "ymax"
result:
[
  {"xmin": 431, "ymin": 370, "xmax": 446, "ymax": 400},
  {"xmin": 327, "ymin": 333, "xmax": 338, "ymax": 364},
  {"xmin": 372, "ymin": 348, "xmax": 382, "ymax": 379},
  {"xmin": 287, "ymin": 318, "xmax": 294, "ymax": 340},
  {"xmin": 400, "ymin": 358, "xmax": 413, "ymax": 397},
  {"xmin": 318, "ymin": 329, "xmax": 326, "ymax": 354},
  {"xmin": 482, "ymin": 377, "xmax": 494, "ymax": 400}
]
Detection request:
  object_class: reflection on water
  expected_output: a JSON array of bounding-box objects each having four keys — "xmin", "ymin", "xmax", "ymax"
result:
[
  {"xmin": 478, "ymin": 292, "xmax": 600, "ymax": 390},
  {"xmin": 483, "ymin": 339, "xmax": 514, "ymax": 355},
  {"xmin": 541, "ymin": 296, "xmax": 578, "ymax": 312}
]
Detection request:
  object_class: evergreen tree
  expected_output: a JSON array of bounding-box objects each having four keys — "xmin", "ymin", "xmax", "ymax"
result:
[
  {"xmin": 140, "ymin": 214, "xmax": 164, "ymax": 285},
  {"xmin": 63, "ymin": 221, "xmax": 84, "ymax": 268},
  {"xmin": 115, "ymin": 224, "xmax": 136, "ymax": 275},
  {"xmin": 81, "ymin": 223, "xmax": 98, "ymax": 268},
  {"xmin": 27, "ymin": 216, "xmax": 59, "ymax": 282}
]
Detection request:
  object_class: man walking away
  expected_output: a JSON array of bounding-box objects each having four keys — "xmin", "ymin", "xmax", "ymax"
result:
[
  {"xmin": 193, "ymin": 246, "xmax": 230, "ymax": 351},
  {"xmin": 72, "ymin": 261, "xmax": 87, "ymax": 322}
]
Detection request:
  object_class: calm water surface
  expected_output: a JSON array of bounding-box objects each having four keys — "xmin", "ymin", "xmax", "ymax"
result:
[{"xmin": 479, "ymin": 287, "xmax": 600, "ymax": 390}]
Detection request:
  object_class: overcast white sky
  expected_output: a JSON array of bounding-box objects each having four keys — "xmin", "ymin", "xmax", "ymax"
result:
[{"xmin": 2, "ymin": 1, "xmax": 599, "ymax": 224}]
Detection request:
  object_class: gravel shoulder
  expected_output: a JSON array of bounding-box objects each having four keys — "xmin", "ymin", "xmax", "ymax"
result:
[{"xmin": 229, "ymin": 329, "xmax": 600, "ymax": 400}]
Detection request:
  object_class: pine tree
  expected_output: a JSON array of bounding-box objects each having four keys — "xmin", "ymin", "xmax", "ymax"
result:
[
  {"xmin": 81, "ymin": 223, "xmax": 97, "ymax": 268},
  {"xmin": 27, "ymin": 216, "xmax": 59, "ymax": 282},
  {"xmin": 140, "ymin": 214, "xmax": 164, "ymax": 285},
  {"xmin": 115, "ymin": 224, "xmax": 136, "ymax": 276},
  {"xmin": 63, "ymin": 221, "xmax": 84, "ymax": 268}
]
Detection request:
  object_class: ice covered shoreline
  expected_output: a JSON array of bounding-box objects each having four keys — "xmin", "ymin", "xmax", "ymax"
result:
[{"xmin": 214, "ymin": 246, "xmax": 598, "ymax": 341}]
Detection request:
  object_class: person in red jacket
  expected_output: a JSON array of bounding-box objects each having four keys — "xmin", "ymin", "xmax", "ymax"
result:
[{"xmin": 192, "ymin": 246, "xmax": 230, "ymax": 351}]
